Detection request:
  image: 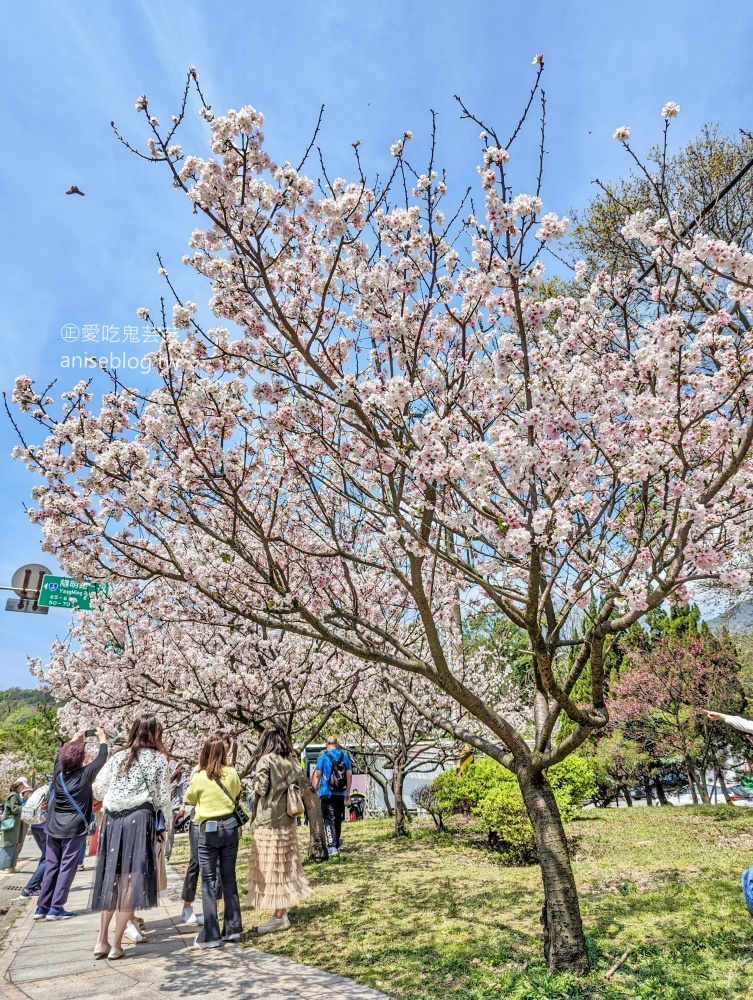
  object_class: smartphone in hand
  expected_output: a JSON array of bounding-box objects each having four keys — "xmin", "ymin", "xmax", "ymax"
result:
[{"xmin": 85, "ymin": 729, "xmax": 96, "ymax": 737}]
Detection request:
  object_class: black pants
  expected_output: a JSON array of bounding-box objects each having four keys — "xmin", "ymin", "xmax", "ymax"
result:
[
  {"xmin": 197, "ymin": 817, "xmax": 241, "ymax": 944},
  {"xmin": 320, "ymin": 795, "xmax": 345, "ymax": 852},
  {"xmin": 182, "ymin": 820, "xmax": 222, "ymax": 904}
]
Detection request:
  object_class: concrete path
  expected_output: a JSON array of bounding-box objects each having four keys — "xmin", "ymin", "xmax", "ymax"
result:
[{"xmin": 0, "ymin": 853, "xmax": 389, "ymax": 1000}]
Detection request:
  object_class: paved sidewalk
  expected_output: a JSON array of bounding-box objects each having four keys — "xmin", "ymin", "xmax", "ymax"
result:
[
  {"xmin": 0, "ymin": 860, "xmax": 389, "ymax": 1000},
  {"xmin": 0, "ymin": 837, "xmax": 43, "ymax": 917}
]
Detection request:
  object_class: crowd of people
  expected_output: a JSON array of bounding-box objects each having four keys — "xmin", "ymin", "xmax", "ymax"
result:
[{"xmin": 0, "ymin": 717, "xmax": 354, "ymax": 959}]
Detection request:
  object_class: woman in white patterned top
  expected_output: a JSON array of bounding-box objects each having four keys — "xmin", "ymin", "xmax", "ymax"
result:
[{"xmin": 90, "ymin": 716, "xmax": 171, "ymax": 960}]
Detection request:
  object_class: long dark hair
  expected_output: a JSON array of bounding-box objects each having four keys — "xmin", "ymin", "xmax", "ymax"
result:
[
  {"xmin": 119, "ymin": 715, "xmax": 168, "ymax": 774},
  {"xmin": 250, "ymin": 724, "xmax": 294, "ymax": 769},
  {"xmin": 199, "ymin": 734, "xmax": 230, "ymax": 781}
]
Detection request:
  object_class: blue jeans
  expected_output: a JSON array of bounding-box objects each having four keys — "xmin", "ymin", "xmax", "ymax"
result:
[
  {"xmin": 25, "ymin": 826, "xmax": 47, "ymax": 892},
  {"xmin": 0, "ymin": 844, "xmax": 20, "ymax": 870},
  {"xmin": 182, "ymin": 820, "xmax": 221, "ymax": 904}
]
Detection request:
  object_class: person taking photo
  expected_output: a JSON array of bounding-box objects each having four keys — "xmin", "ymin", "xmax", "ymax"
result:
[{"xmin": 34, "ymin": 729, "xmax": 108, "ymax": 920}]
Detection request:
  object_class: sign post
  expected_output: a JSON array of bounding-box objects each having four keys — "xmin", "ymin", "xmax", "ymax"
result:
[
  {"xmin": 3, "ymin": 563, "xmax": 51, "ymax": 615},
  {"xmin": 38, "ymin": 575, "xmax": 110, "ymax": 611}
]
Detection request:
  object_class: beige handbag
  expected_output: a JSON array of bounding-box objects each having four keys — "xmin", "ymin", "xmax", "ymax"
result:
[
  {"xmin": 157, "ymin": 843, "xmax": 168, "ymax": 891},
  {"xmin": 286, "ymin": 783, "xmax": 305, "ymax": 818}
]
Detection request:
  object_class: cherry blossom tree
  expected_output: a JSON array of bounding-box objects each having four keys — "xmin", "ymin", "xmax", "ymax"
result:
[
  {"xmin": 32, "ymin": 579, "xmax": 363, "ymax": 860},
  {"xmin": 11, "ymin": 62, "xmax": 753, "ymax": 972},
  {"xmin": 340, "ymin": 675, "xmax": 457, "ymax": 838},
  {"xmin": 0, "ymin": 753, "xmax": 33, "ymax": 797}
]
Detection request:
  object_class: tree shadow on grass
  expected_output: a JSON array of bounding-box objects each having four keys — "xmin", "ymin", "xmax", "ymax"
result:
[{"xmin": 580, "ymin": 877, "xmax": 753, "ymax": 996}]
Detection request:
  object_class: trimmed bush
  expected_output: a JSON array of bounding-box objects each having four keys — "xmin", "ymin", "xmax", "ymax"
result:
[{"xmin": 424, "ymin": 753, "xmax": 596, "ymax": 863}]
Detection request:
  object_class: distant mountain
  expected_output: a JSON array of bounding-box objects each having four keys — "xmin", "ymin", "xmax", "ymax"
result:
[
  {"xmin": 0, "ymin": 687, "xmax": 56, "ymax": 724},
  {"xmin": 707, "ymin": 601, "xmax": 753, "ymax": 635}
]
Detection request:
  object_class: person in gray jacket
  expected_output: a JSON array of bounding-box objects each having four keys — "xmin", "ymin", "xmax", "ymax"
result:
[{"xmin": 248, "ymin": 724, "xmax": 312, "ymax": 935}]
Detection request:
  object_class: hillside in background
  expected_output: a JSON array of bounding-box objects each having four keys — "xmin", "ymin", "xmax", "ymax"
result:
[
  {"xmin": 707, "ymin": 601, "xmax": 753, "ymax": 635},
  {"xmin": 0, "ymin": 686, "xmax": 56, "ymax": 724}
]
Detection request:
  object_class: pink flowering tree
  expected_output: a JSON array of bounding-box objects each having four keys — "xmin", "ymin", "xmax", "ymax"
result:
[
  {"xmin": 0, "ymin": 753, "xmax": 33, "ymax": 797},
  {"xmin": 608, "ymin": 634, "xmax": 746, "ymax": 804},
  {"xmin": 11, "ymin": 63, "xmax": 753, "ymax": 972},
  {"xmin": 33, "ymin": 579, "xmax": 363, "ymax": 859},
  {"xmin": 339, "ymin": 674, "xmax": 460, "ymax": 838}
]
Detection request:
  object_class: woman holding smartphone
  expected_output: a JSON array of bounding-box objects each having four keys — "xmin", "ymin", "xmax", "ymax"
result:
[
  {"xmin": 34, "ymin": 728, "xmax": 109, "ymax": 920},
  {"xmin": 183, "ymin": 734, "xmax": 243, "ymax": 948}
]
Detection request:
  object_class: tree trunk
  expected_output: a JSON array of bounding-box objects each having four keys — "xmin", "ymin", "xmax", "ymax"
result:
[
  {"xmin": 367, "ymin": 767, "xmax": 394, "ymax": 817},
  {"xmin": 688, "ymin": 759, "xmax": 710, "ymax": 804},
  {"xmin": 644, "ymin": 779, "xmax": 653, "ymax": 807},
  {"xmin": 717, "ymin": 764, "xmax": 731, "ymax": 804},
  {"xmin": 518, "ymin": 767, "xmax": 590, "ymax": 974},
  {"xmin": 654, "ymin": 776, "xmax": 669, "ymax": 805},
  {"xmin": 621, "ymin": 785, "xmax": 633, "ymax": 806},
  {"xmin": 392, "ymin": 764, "xmax": 410, "ymax": 838},
  {"xmin": 685, "ymin": 762, "xmax": 699, "ymax": 804},
  {"xmin": 299, "ymin": 779, "xmax": 328, "ymax": 861}
]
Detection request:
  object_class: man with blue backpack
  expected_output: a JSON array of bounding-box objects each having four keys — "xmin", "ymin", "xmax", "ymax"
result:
[{"xmin": 312, "ymin": 736, "xmax": 352, "ymax": 858}]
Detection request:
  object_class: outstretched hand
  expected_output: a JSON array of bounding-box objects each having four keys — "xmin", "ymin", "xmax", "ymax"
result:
[{"xmin": 698, "ymin": 709, "xmax": 725, "ymax": 722}]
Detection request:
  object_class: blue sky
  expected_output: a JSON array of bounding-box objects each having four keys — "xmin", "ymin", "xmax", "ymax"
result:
[{"xmin": 1, "ymin": 0, "xmax": 751, "ymax": 688}]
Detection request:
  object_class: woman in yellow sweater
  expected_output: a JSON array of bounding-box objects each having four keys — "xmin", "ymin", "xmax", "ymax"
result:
[{"xmin": 184, "ymin": 735, "xmax": 243, "ymax": 948}]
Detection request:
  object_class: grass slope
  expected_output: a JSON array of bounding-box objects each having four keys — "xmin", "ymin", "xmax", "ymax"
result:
[{"xmin": 171, "ymin": 806, "xmax": 753, "ymax": 999}]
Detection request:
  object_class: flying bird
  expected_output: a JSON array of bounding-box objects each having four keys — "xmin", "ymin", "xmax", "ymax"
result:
[{"xmin": 66, "ymin": 185, "xmax": 85, "ymax": 196}]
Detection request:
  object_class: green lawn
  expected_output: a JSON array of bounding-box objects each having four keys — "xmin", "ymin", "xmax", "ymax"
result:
[{"xmin": 170, "ymin": 806, "xmax": 753, "ymax": 999}]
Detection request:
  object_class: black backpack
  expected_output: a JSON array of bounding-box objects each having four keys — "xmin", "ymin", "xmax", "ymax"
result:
[{"xmin": 327, "ymin": 750, "xmax": 348, "ymax": 793}]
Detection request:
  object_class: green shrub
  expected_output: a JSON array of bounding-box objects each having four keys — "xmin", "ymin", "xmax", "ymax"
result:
[
  {"xmin": 548, "ymin": 754, "xmax": 597, "ymax": 820},
  {"xmin": 457, "ymin": 755, "xmax": 505, "ymax": 806},
  {"xmin": 426, "ymin": 753, "xmax": 596, "ymax": 863},
  {"xmin": 472, "ymin": 776, "xmax": 538, "ymax": 863},
  {"xmin": 431, "ymin": 768, "xmax": 467, "ymax": 812}
]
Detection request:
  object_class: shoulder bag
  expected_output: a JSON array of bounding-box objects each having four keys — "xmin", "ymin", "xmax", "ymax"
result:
[
  {"xmin": 286, "ymin": 782, "xmax": 305, "ymax": 818},
  {"xmin": 58, "ymin": 772, "xmax": 96, "ymax": 836},
  {"xmin": 0, "ymin": 798, "xmax": 16, "ymax": 832},
  {"xmin": 212, "ymin": 775, "xmax": 250, "ymax": 827}
]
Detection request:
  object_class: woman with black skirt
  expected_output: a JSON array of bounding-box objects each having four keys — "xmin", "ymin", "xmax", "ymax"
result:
[{"xmin": 90, "ymin": 716, "xmax": 171, "ymax": 960}]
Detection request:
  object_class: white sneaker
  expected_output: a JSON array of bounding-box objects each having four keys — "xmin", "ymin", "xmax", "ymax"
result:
[
  {"xmin": 193, "ymin": 934, "xmax": 222, "ymax": 949},
  {"xmin": 124, "ymin": 921, "xmax": 146, "ymax": 943},
  {"xmin": 257, "ymin": 915, "xmax": 291, "ymax": 935}
]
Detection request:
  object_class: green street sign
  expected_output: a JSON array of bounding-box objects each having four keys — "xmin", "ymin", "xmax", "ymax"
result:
[{"xmin": 38, "ymin": 575, "xmax": 110, "ymax": 611}]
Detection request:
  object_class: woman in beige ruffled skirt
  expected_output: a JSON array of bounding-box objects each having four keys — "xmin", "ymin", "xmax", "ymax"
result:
[{"xmin": 248, "ymin": 724, "xmax": 312, "ymax": 934}]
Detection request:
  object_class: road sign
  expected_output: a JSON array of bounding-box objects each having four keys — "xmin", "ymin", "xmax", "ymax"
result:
[
  {"xmin": 11, "ymin": 564, "xmax": 51, "ymax": 599},
  {"xmin": 5, "ymin": 597, "xmax": 49, "ymax": 615},
  {"xmin": 38, "ymin": 575, "xmax": 110, "ymax": 611}
]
